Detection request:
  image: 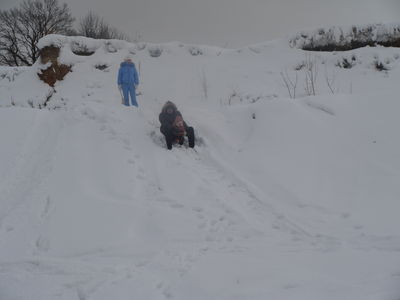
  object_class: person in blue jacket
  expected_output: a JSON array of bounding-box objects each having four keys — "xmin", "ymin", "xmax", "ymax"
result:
[{"xmin": 117, "ymin": 57, "xmax": 139, "ymax": 107}]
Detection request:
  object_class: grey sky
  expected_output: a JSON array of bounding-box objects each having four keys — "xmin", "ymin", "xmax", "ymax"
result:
[{"xmin": 1, "ymin": 0, "xmax": 399, "ymax": 47}]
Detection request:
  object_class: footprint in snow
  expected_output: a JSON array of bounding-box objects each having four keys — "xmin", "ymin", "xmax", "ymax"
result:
[
  {"xmin": 136, "ymin": 174, "xmax": 145, "ymax": 180},
  {"xmin": 283, "ymin": 284, "xmax": 297, "ymax": 290},
  {"xmin": 155, "ymin": 196, "xmax": 174, "ymax": 203},
  {"xmin": 192, "ymin": 207, "xmax": 204, "ymax": 213},
  {"xmin": 341, "ymin": 212, "xmax": 351, "ymax": 219}
]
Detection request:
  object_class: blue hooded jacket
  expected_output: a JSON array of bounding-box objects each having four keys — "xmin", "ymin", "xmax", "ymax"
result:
[{"xmin": 118, "ymin": 61, "xmax": 139, "ymax": 86}]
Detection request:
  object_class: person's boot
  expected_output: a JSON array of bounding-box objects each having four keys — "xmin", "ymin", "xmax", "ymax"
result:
[
  {"xmin": 187, "ymin": 127, "xmax": 195, "ymax": 148},
  {"xmin": 166, "ymin": 135, "xmax": 173, "ymax": 150}
]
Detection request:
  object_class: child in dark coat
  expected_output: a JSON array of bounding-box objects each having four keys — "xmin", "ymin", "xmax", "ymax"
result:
[{"xmin": 159, "ymin": 101, "xmax": 195, "ymax": 150}]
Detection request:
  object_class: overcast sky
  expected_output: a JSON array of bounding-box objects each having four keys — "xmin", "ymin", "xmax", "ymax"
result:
[{"xmin": 1, "ymin": 0, "xmax": 399, "ymax": 47}]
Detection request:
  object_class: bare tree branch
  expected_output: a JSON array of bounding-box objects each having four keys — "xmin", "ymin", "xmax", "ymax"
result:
[
  {"xmin": 0, "ymin": 0, "xmax": 74, "ymax": 66},
  {"xmin": 77, "ymin": 11, "xmax": 130, "ymax": 41}
]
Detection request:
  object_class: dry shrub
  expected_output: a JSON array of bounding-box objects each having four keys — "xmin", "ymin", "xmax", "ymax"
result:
[{"xmin": 37, "ymin": 46, "xmax": 71, "ymax": 86}]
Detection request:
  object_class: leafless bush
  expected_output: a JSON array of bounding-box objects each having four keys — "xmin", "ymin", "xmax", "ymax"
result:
[
  {"xmin": 290, "ymin": 23, "xmax": 400, "ymax": 51},
  {"xmin": 304, "ymin": 54, "xmax": 318, "ymax": 96},
  {"xmin": 70, "ymin": 42, "xmax": 95, "ymax": 56},
  {"xmin": 188, "ymin": 46, "xmax": 203, "ymax": 56},
  {"xmin": 200, "ymin": 68, "xmax": 208, "ymax": 99},
  {"xmin": 95, "ymin": 64, "xmax": 109, "ymax": 71},
  {"xmin": 294, "ymin": 62, "xmax": 306, "ymax": 71},
  {"xmin": 374, "ymin": 60, "xmax": 390, "ymax": 71},
  {"xmin": 131, "ymin": 32, "xmax": 144, "ymax": 44},
  {"xmin": 335, "ymin": 55, "xmax": 357, "ymax": 69},
  {"xmin": 0, "ymin": 0, "xmax": 74, "ymax": 66},
  {"xmin": 280, "ymin": 69, "xmax": 298, "ymax": 99},
  {"xmin": 148, "ymin": 46, "xmax": 163, "ymax": 57},
  {"xmin": 136, "ymin": 42, "xmax": 147, "ymax": 51},
  {"xmin": 77, "ymin": 11, "xmax": 129, "ymax": 41},
  {"xmin": 227, "ymin": 89, "xmax": 239, "ymax": 105},
  {"xmin": 324, "ymin": 66, "xmax": 337, "ymax": 94}
]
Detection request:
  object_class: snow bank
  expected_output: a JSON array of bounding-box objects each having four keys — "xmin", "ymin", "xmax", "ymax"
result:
[
  {"xmin": 0, "ymin": 64, "xmax": 53, "ymax": 108},
  {"xmin": 0, "ymin": 66, "xmax": 29, "ymax": 82},
  {"xmin": 37, "ymin": 34, "xmax": 228, "ymax": 62}
]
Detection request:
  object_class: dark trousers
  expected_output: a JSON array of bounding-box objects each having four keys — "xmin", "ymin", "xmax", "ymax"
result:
[{"xmin": 160, "ymin": 126, "xmax": 195, "ymax": 150}]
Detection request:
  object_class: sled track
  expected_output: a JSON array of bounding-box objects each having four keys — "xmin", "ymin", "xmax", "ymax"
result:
[
  {"xmin": 195, "ymin": 149, "xmax": 316, "ymax": 239},
  {"xmin": 0, "ymin": 112, "xmax": 64, "ymax": 226}
]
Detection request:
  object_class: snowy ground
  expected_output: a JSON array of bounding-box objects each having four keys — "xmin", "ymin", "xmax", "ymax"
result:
[{"xmin": 0, "ymin": 34, "xmax": 400, "ymax": 300}]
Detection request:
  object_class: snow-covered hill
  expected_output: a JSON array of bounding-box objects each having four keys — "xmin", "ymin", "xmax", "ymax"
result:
[{"xmin": 0, "ymin": 33, "xmax": 399, "ymax": 300}]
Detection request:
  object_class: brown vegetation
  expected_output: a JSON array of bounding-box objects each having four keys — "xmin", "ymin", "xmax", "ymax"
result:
[{"xmin": 37, "ymin": 46, "xmax": 71, "ymax": 87}]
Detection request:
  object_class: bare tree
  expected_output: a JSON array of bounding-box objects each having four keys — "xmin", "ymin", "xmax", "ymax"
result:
[
  {"xmin": 77, "ymin": 11, "xmax": 129, "ymax": 41},
  {"xmin": 0, "ymin": 9, "xmax": 22, "ymax": 66},
  {"xmin": 0, "ymin": 0, "xmax": 74, "ymax": 66}
]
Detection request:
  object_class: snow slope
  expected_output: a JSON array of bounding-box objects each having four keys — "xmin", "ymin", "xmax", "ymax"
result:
[{"xmin": 0, "ymin": 34, "xmax": 400, "ymax": 300}]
